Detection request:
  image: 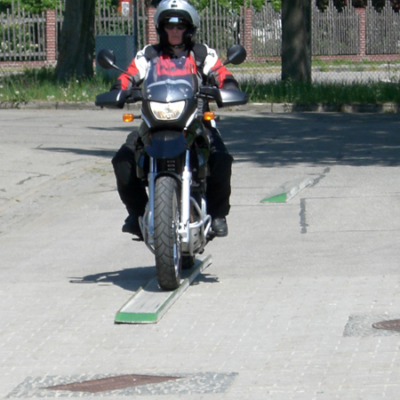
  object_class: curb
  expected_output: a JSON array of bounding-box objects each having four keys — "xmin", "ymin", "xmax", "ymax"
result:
[
  {"xmin": 212, "ymin": 102, "xmax": 400, "ymax": 113},
  {"xmin": 1, "ymin": 101, "xmax": 399, "ymax": 113},
  {"xmin": 0, "ymin": 101, "xmax": 141, "ymax": 111}
]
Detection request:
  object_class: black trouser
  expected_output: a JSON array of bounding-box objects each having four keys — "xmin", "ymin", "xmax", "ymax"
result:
[{"xmin": 111, "ymin": 126, "xmax": 233, "ymax": 219}]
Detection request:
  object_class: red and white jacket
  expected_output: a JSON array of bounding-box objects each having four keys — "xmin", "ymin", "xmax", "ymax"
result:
[{"xmin": 113, "ymin": 44, "xmax": 238, "ymax": 91}]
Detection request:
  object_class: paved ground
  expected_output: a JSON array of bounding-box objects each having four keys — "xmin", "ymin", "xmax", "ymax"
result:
[{"xmin": 1, "ymin": 108, "xmax": 400, "ymax": 399}]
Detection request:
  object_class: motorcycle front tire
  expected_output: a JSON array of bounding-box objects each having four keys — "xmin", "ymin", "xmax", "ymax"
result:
[{"xmin": 154, "ymin": 176, "xmax": 182, "ymax": 291}]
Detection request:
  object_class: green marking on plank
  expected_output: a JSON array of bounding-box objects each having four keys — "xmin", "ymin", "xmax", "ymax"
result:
[
  {"xmin": 261, "ymin": 193, "xmax": 287, "ymax": 203},
  {"xmin": 115, "ymin": 312, "xmax": 158, "ymax": 323},
  {"xmin": 115, "ymin": 255, "xmax": 212, "ymax": 324},
  {"xmin": 261, "ymin": 177, "xmax": 313, "ymax": 203}
]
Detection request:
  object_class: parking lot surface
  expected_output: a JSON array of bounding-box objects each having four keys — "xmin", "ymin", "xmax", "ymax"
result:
[{"xmin": 1, "ymin": 109, "xmax": 400, "ymax": 399}]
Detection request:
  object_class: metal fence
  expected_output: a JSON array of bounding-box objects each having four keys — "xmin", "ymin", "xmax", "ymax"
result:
[
  {"xmin": 366, "ymin": 2, "xmax": 400, "ymax": 54},
  {"xmin": 1, "ymin": 0, "xmax": 400, "ymax": 83},
  {"xmin": 312, "ymin": 1, "xmax": 360, "ymax": 56},
  {"xmin": 94, "ymin": 0, "xmax": 147, "ymax": 48},
  {"xmin": 0, "ymin": 2, "xmax": 46, "ymax": 61},
  {"xmin": 197, "ymin": 1, "xmax": 243, "ymax": 55},
  {"xmin": 251, "ymin": 5, "xmax": 281, "ymax": 58}
]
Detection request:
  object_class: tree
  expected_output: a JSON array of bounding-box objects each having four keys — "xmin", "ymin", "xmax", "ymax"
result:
[
  {"xmin": 54, "ymin": 0, "xmax": 95, "ymax": 82},
  {"xmin": 281, "ymin": 0, "xmax": 311, "ymax": 82}
]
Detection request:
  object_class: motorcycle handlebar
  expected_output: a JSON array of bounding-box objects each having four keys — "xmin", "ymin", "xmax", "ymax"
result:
[
  {"xmin": 95, "ymin": 88, "xmax": 142, "ymax": 109},
  {"xmin": 95, "ymin": 86, "xmax": 248, "ymax": 109}
]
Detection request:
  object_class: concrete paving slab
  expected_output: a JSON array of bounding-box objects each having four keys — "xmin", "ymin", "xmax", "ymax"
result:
[
  {"xmin": 1, "ymin": 109, "xmax": 400, "ymax": 399},
  {"xmin": 306, "ymin": 195, "xmax": 400, "ymax": 232}
]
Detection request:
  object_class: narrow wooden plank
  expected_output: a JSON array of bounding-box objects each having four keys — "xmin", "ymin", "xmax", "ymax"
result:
[{"xmin": 115, "ymin": 255, "xmax": 212, "ymax": 324}]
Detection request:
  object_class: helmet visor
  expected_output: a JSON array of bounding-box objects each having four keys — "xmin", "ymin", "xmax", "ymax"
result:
[
  {"xmin": 164, "ymin": 22, "xmax": 188, "ymax": 30},
  {"xmin": 161, "ymin": 16, "xmax": 189, "ymax": 29}
]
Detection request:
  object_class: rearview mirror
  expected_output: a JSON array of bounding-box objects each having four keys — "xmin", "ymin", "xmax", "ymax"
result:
[
  {"xmin": 226, "ymin": 45, "xmax": 247, "ymax": 66},
  {"xmin": 97, "ymin": 49, "xmax": 116, "ymax": 70}
]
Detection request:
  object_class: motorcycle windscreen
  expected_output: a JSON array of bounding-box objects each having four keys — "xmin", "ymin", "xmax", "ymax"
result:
[
  {"xmin": 145, "ymin": 130, "xmax": 186, "ymax": 159},
  {"xmin": 143, "ymin": 54, "xmax": 199, "ymax": 103}
]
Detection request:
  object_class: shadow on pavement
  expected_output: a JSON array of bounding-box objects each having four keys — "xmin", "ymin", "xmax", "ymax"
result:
[
  {"xmin": 192, "ymin": 273, "xmax": 220, "ymax": 285},
  {"xmin": 39, "ymin": 113, "xmax": 400, "ymax": 167},
  {"xmin": 69, "ymin": 266, "xmax": 155, "ymax": 292},
  {"xmin": 38, "ymin": 147, "xmax": 116, "ymax": 158},
  {"xmin": 218, "ymin": 113, "xmax": 400, "ymax": 167},
  {"xmin": 69, "ymin": 267, "xmax": 219, "ymax": 292}
]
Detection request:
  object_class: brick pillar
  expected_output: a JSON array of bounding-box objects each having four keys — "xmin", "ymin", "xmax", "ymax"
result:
[
  {"xmin": 46, "ymin": 9, "xmax": 57, "ymax": 62},
  {"xmin": 244, "ymin": 8, "xmax": 252, "ymax": 59},
  {"xmin": 355, "ymin": 7, "xmax": 366, "ymax": 59},
  {"xmin": 146, "ymin": 7, "xmax": 158, "ymax": 45}
]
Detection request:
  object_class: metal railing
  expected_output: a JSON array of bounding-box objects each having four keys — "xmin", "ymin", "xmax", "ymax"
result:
[{"xmin": 1, "ymin": 0, "xmax": 399, "ymax": 83}]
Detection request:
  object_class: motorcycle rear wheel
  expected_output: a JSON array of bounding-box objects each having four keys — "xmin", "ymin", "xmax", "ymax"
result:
[{"xmin": 154, "ymin": 176, "xmax": 182, "ymax": 290}]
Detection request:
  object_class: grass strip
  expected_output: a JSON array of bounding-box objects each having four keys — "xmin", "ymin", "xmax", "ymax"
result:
[{"xmin": 1, "ymin": 66, "xmax": 400, "ymax": 105}]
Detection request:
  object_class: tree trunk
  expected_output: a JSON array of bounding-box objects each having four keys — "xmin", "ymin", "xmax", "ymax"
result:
[
  {"xmin": 55, "ymin": 0, "xmax": 95, "ymax": 82},
  {"xmin": 281, "ymin": 0, "xmax": 311, "ymax": 82}
]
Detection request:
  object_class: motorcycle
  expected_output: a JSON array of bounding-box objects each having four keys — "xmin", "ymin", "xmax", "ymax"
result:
[{"xmin": 95, "ymin": 44, "xmax": 248, "ymax": 290}]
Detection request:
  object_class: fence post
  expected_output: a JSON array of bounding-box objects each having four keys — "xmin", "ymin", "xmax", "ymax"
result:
[
  {"xmin": 355, "ymin": 7, "xmax": 366, "ymax": 59},
  {"xmin": 244, "ymin": 8, "xmax": 252, "ymax": 59},
  {"xmin": 46, "ymin": 9, "xmax": 57, "ymax": 63},
  {"xmin": 146, "ymin": 6, "xmax": 158, "ymax": 45}
]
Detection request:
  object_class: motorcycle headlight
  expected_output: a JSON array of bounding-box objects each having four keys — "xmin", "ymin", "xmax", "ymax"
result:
[{"xmin": 149, "ymin": 101, "xmax": 185, "ymax": 121}]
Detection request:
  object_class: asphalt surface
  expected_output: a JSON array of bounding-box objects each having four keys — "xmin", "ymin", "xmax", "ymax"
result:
[{"xmin": 1, "ymin": 108, "xmax": 400, "ymax": 399}]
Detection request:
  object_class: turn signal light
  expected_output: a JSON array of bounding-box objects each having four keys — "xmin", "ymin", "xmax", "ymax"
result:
[
  {"xmin": 203, "ymin": 111, "xmax": 215, "ymax": 121},
  {"xmin": 123, "ymin": 114, "xmax": 134, "ymax": 122}
]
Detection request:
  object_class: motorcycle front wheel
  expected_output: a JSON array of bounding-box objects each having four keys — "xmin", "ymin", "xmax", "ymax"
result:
[{"xmin": 154, "ymin": 176, "xmax": 182, "ymax": 290}]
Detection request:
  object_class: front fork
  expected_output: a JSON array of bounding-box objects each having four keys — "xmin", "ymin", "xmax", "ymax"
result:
[
  {"xmin": 141, "ymin": 150, "xmax": 191, "ymax": 252},
  {"xmin": 179, "ymin": 149, "xmax": 191, "ymax": 244},
  {"xmin": 140, "ymin": 156, "xmax": 156, "ymax": 253}
]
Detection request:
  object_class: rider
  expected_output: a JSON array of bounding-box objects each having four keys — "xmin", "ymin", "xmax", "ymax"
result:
[{"xmin": 111, "ymin": 0, "xmax": 239, "ymax": 239}]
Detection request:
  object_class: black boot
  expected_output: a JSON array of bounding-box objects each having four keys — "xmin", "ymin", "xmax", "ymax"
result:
[
  {"xmin": 211, "ymin": 217, "xmax": 228, "ymax": 237},
  {"xmin": 122, "ymin": 213, "xmax": 143, "ymax": 240}
]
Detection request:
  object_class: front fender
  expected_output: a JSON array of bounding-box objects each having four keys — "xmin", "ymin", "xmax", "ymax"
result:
[{"xmin": 144, "ymin": 130, "xmax": 186, "ymax": 159}]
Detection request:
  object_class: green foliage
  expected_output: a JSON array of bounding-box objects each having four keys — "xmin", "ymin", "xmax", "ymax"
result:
[
  {"xmin": 101, "ymin": 0, "xmax": 119, "ymax": 9},
  {"xmin": 268, "ymin": 0, "xmax": 281, "ymax": 11},
  {"xmin": 0, "ymin": 0, "xmax": 59, "ymax": 13},
  {"xmin": 0, "ymin": 0, "xmax": 118, "ymax": 13},
  {"xmin": 191, "ymin": 0, "xmax": 266, "ymax": 12}
]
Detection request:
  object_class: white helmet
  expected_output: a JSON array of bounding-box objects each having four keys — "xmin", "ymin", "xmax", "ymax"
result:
[{"xmin": 154, "ymin": 0, "xmax": 200, "ymax": 29}]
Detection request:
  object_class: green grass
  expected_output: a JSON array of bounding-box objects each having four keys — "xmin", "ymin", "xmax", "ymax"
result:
[
  {"xmin": 1, "ymin": 66, "xmax": 400, "ymax": 105},
  {"xmin": 0, "ymin": 67, "xmax": 113, "ymax": 103},
  {"xmin": 241, "ymin": 79, "xmax": 400, "ymax": 104},
  {"xmin": 311, "ymin": 58, "xmax": 400, "ymax": 68}
]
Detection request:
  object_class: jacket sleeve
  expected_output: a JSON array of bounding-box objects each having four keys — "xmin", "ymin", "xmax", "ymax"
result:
[
  {"xmin": 202, "ymin": 45, "xmax": 239, "ymax": 90},
  {"xmin": 110, "ymin": 46, "xmax": 150, "ymax": 91}
]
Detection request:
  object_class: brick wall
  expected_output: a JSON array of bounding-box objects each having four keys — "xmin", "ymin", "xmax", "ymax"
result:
[
  {"xmin": 46, "ymin": 9, "xmax": 57, "ymax": 62},
  {"xmin": 355, "ymin": 8, "xmax": 366, "ymax": 58},
  {"xmin": 244, "ymin": 8, "xmax": 252, "ymax": 59},
  {"xmin": 146, "ymin": 7, "xmax": 158, "ymax": 45}
]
